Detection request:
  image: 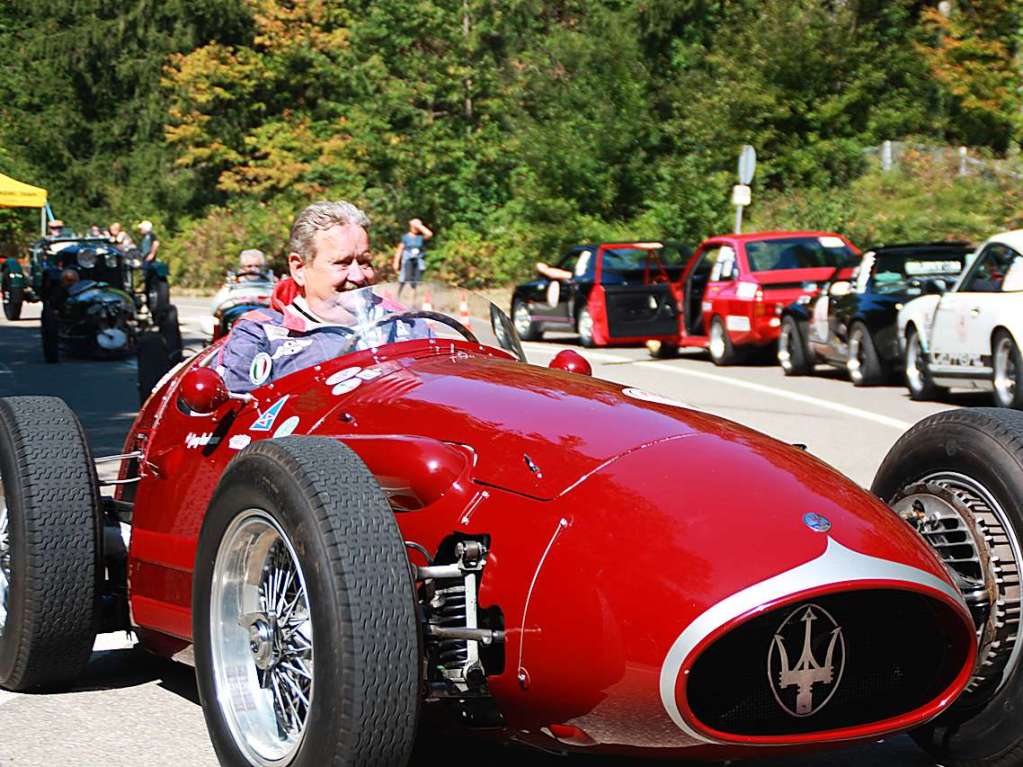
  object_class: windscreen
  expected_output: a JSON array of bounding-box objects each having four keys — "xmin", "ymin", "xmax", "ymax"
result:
[
  {"xmin": 866, "ymin": 249, "xmax": 968, "ymax": 295},
  {"xmin": 316, "ymin": 282, "xmax": 525, "ymax": 362},
  {"xmin": 745, "ymin": 236, "xmax": 858, "ymax": 272}
]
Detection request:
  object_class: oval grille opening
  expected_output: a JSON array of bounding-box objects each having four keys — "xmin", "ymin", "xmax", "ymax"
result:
[{"xmin": 686, "ymin": 589, "xmax": 970, "ymax": 737}]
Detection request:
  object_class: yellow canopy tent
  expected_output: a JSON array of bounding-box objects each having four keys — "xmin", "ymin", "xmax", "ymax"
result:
[{"xmin": 0, "ymin": 173, "xmax": 48, "ymax": 234}]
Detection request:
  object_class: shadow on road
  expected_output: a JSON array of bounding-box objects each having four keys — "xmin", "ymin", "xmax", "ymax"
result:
[{"xmin": 0, "ymin": 321, "xmax": 139, "ymax": 455}]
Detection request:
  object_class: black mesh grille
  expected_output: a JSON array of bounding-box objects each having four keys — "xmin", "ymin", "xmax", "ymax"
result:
[{"xmin": 686, "ymin": 589, "xmax": 969, "ymax": 737}]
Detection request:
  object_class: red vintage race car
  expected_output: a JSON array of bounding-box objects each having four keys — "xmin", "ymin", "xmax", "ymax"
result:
[{"xmin": 1, "ymin": 282, "xmax": 1021, "ymax": 767}]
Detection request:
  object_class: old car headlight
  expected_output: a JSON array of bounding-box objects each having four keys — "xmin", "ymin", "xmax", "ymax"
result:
[{"xmin": 78, "ymin": 250, "xmax": 97, "ymax": 269}]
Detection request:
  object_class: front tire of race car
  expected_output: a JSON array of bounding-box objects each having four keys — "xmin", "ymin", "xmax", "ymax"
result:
[
  {"xmin": 0, "ymin": 396, "xmax": 99, "ymax": 691},
  {"xmin": 158, "ymin": 304, "xmax": 183, "ymax": 361},
  {"xmin": 2, "ymin": 279, "xmax": 23, "ymax": 321},
  {"xmin": 872, "ymin": 409, "xmax": 1023, "ymax": 767},
  {"xmin": 136, "ymin": 332, "xmax": 173, "ymax": 405},
  {"xmin": 193, "ymin": 437, "xmax": 420, "ymax": 767},
  {"xmin": 147, "ymin": 279, "xmax": 170, "ymax": 320},
  {"xmin": 905, "ymin": 325, "xmax": 945, "ymax": 401},
  {"xmin": 40, "ymin": 303, "xmax": 59, "ymax": 364}
]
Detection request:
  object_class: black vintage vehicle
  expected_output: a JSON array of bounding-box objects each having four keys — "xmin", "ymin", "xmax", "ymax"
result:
[
  {"xmin": 778, "ymin": 241, "xmax": 971, "ymax": 385},
  {"xmin": 510, "ymin": 241, "xmax": 690, "ymax": 347},
  {"xmin": 30, "ymin": 237, "xmax": 181, "ymax": 366}
]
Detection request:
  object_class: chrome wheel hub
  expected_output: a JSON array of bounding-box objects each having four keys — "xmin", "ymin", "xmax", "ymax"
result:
[
  {"xmin": 893, "ymin": 475, "xmax": 1022, "ymax": 700},
  {"xmin": 512, "ymin": 304, "xmax": 531, "ymax": 336},
  {"xmin": 211, "ymin": 511, "xmax": 314, "ymax": 766},
  {"xmin": 778, "ymin": 326, "xmax": 792, "ymax": 369},
  {"xmin": 577, "ymin": 310, "xmax": 592, "ymax": 342},
  {"xmin": 847, "ymin": 332, "xmax": 863, "ymax": 381},
  {"xmin": 994, "ymin": 337, "xmax": 1017, "ymax": 405},
  {"xmin": 906, "ymin": 335, "xmax": 925, "ymax": 392},
  {"xmin": 709, "ymin": 322, "xmax": 725, "ymax": 359},
  {"xmin": 0, "ymin": 472, "xmax": 9, "ymax": 637}
]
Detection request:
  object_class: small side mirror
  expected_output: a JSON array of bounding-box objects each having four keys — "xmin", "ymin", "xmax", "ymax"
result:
[
  {"xmin": 829, "ymin": 280, "xmax": 852, "ymax": 297},
  {"xmin": 549, "ymin": 349, "xmax": 592, "ymax": 376},
  {"xmin": 180, "ymin": 367, "xmax": 230, "ymax": 414}
]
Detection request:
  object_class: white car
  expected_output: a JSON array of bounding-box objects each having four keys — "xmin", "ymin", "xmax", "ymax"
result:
[{"xmin": 898, "ymin": 229, "xmax": 1023, "ymax": 407}]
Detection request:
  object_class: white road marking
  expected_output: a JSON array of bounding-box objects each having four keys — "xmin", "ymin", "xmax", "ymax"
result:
[{"xmin": 522, "ymin": 342, "xmax": 913, "ymax": 431}]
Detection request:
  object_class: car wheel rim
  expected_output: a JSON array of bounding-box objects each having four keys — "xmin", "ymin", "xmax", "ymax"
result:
[
  {"xmin": 994, "ymin": 337, "xmax": 1017, "ymax": 406},
  {"xmin": 513, "ymin": 304, "xmax": 531, "ymax": 336},
  {"xmin": 893, "ymin": 472, "xmax": 1023, "ymax": 701},
  {"xmin": 0, "ymin": 471, "xmax": 9, "ymax": 638},
  {"xmin": 777, "ymin": 325, "xmax": 792, "ymax": 370},
  {"xmin": 211, "ymin": 510, "xmax": 314, "ymax": 766},
  {"xmin": 709, "ymin": 322, "xmax": 725, "ymax": 359},
  {"xmin": 578, "ymin": 310, "xmax": 592, "ymax": 343},
  {"xmin": 848, "ymin": 331, "xmax": 863, "ymax": 382},
  {"xmin": 906, "ymin": 334, "xmax": 925, "ymax": 393}
]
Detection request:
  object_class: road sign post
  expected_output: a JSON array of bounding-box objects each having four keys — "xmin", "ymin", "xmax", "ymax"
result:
[{"xmin": 735, "ymin": 145, "xmax": 756, "ymax": 233}]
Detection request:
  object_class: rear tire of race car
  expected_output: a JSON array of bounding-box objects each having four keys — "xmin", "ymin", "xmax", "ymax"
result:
[
  {"xmin": 709, "ymin": 316, "xmax": 744, "ymax": 366},
  {"xmin": 847, "ymin": 321, "xmax": 885, "ymax": 386},
  {"xmin": 40, "ymin": 304, "xmax": 59, "ymax": 364},
  {"xmin": 137, "ymin": 332, "xmax": 173, "ymax": 406},
  {"xmin": 148, "ymin": 279, "xmax": 170, "ymax": 321},
  {"xmin": 512, "ymin": 299, "xmax": 542, "ymax": 341},
  {"xmin": 2, "ymin": 281, "xmax": 23, "ymax": 321},
  {"xmin": 778, "ymin": 315, "xmax": 812, "ymax": 376},
  {"xmin": 0, "ymin": 396, "xmax": 99, "ymax": 691},
  {"xmin": 992, "ymin": 330, "xmax": 1023, "ymax": 410},
  {"xmin": 158, "ymin": 304, "xmax": 183, "ymax": 361},
  {"xmin": 905, "ymin": 326, "xmax": 945, "ymax": 402},
  {"xmin": 193, "ymin": 437, "xmax": 420, "ymax": 767},
  {"xmin": 577, "ymin": 307, "xmax": 595, "ymax": 348},
  {"xmin": 872, "ymin": 409, "xmax": 1023, "ymax": 767}
]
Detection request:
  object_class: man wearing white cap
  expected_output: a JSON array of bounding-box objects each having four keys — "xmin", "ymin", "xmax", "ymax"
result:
[{"xmin": 137, "ymin": 220, "xmax": 160, "ymax": 263}]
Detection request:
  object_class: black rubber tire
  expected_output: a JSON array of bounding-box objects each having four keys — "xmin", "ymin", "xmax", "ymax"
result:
[
  {"xmin": 709, "ymin": 316, "xmax": 744, "ymax": 366},
  {"xmin": 778, "ymin": 315, "xmax": 812, "ymax": 376},
  {"xmin": 0, "ymin": 396, "xmax": 99, "ymax": 691},
  {"xmin": 136, "ymin": 332, "xmax": 173, "ymax": 406},
  {"xmin": 649, "ymin": 341, "xmax": 679, "ymax": 359},
  {"xmin": 872, "ymin": 408, "xmax": 1023, "ymax": 767},
  {"xmin": 905, "ymin": 326, "xmax": 946, "ymax": 402},
  {"xmin": 577, "ymin": 307, "xmax": 595, "ymax": 348},
  {"xmin": 148, "ymin": 279, "xmax": 170, "ymax": 320},
  {"xmin": 992, "ymin": 330, "xmax": 1023, "ymax": 409},
  {"xmin": 2, "ymin": 281, "xmax": 23, "ymax": 321},
  {"xmin": 40, "ymin": 304, "xmax": 59, "ymax": 364},
  {"xmin": 511, "ymin": 299, "xmax": 542, "ymax": 342},
  {"xmin": 193, "ymin": 437, "xmax": 420, "ymax": 767},
  {"xmin": 848, "ymin": 321, "xmax": 885, "ymax": 386},
  {"xmin": 159, "ymin": 305, "xmax": 183, "ymax": 361}
]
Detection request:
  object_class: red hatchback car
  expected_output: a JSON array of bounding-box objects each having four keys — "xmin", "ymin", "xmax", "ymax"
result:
[{"xmin": 662, "ymin": 231, "xmax": 860, "ymax": 364}]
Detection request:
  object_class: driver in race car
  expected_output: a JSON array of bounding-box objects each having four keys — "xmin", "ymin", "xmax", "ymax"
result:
[{"xmin": 218, "ymin": 200, "xmax": 420, "ymax": 392}]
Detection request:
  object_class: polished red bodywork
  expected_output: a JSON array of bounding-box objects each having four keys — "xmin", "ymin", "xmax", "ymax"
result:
[
  {"xmin": 676, "ymin": 230, "xmax": 860, "ymax": 352},
  {"xmin": 119, "ymin": 333, "xmax": 974, "ymax": 759}
]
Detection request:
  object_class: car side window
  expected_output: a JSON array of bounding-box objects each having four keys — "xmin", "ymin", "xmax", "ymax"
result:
[
  {"xmin": 962, "ymin": 244, "xmax": 1019, "ymax": 293},
  {"xmin": 558, "ymin": 249, "xmax": 593, "ymax": 281},
  {"xmin": 694, "ymin": 247, "xmax": 722, "ymax": 278}
]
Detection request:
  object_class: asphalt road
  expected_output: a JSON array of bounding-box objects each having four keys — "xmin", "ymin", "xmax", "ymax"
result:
[{"xmin": 0, "ymin": 295, "xmax": 986, "ymax": 767}]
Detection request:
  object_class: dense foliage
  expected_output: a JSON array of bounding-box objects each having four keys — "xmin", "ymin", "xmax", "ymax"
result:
[{"xmin": 1, "ymin": 0, "xmax": 1020, "ymax": 285}]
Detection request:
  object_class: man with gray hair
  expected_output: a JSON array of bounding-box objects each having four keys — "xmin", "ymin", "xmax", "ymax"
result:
[
  {"xmin": 217, "ymin": 200, "xmax": 383, "ymax": 392},
  {"xmin": 237, "ymin": 248, "xmax": 268, "ymax": 281}
]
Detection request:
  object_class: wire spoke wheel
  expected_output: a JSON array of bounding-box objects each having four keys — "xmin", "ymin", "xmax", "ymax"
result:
[
  {"xmin": 211, "ymin": 510, "xmax": 314, "ymax": 766},
  {"xmin": 0, "ymin": 471, "xmax": 9, "ymax": 638}
]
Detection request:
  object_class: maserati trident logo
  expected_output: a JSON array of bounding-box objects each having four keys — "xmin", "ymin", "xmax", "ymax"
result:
[{"xmin": 767, "ymin": 603, "xmax": 845, "ymax": 717}]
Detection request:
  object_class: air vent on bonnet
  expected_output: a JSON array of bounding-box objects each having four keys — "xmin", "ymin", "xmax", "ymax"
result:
[{"xmin": 686, "ymin": 589, "xmax": 970, "ymax": 737}]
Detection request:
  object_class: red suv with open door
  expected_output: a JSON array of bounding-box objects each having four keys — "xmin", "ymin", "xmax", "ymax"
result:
[{"xmin": 663, "ymin": 230, "xmax": 860, "ymax": 365}]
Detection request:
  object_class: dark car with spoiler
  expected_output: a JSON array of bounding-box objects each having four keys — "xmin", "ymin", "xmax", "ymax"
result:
[
  {"xmin": 511, "ymin": 241, "xmax": 690, "ymax": 348},
  {"xmin": 778, "ymin": 241, "xmax": 971, "ymax": 385}
]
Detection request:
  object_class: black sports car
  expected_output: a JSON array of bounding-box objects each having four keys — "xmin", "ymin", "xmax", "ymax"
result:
[
  {"xmin": 778, "ymin": 241, "xmax": 971, "ymax": 385},
  {"xmin": 33, "ymin": 238, "xmax": 180, "ymax": 365}
]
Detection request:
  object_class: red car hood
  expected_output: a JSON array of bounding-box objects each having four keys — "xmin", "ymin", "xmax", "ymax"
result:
[{"xmin": 345, "ymin": 353, "xmax": 713, "ymax": 500}]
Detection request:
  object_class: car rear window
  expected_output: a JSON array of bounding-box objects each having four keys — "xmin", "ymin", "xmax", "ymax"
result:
[
  {"xmin": 602, "ymin": 245, "xmax": 688, "ymax": 273},
  {"xmin": 745, "ymin": 236, "xmax": 858, "ymax": 272}
]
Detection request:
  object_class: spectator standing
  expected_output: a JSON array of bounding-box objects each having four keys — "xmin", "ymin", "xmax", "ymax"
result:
[
  {"xmin": 392, "ymin": 218, "xmax": 433, "ymax": 297},
  {"xmin": 109, "ymin": 222, "xmax": 135, "ymax": 251},
  {"xmin": 137, "ymin": 220, "xmax": 160, "ymax": 262}
]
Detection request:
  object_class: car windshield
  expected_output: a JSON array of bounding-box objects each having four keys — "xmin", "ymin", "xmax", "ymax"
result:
[
  {"xmin": 601, "ymin": 243, "xmax": 688, "ymax": 273},
  {"xmin": 310, "ymin": 282, "xmax": 525, "ymax": 362},
  {"xmin": 745, "ymin": 236, "xmax": 858, "ymax": 272}
]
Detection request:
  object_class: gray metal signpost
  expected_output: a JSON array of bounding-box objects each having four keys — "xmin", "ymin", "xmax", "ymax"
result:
[{"xmin": 734, "ymin": 145, "xmax": 756, "ymax": 233}]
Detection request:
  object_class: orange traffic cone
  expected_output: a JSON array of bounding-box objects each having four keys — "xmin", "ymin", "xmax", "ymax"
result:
[{"xmin": 458, "ymin": 292, "xmax": 471, "ymax": 329}]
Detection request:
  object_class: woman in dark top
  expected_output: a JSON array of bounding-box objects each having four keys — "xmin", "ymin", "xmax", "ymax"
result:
[{"xmin": 392, "ymin": 218, "xmax": 433, "ymax": 297}]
